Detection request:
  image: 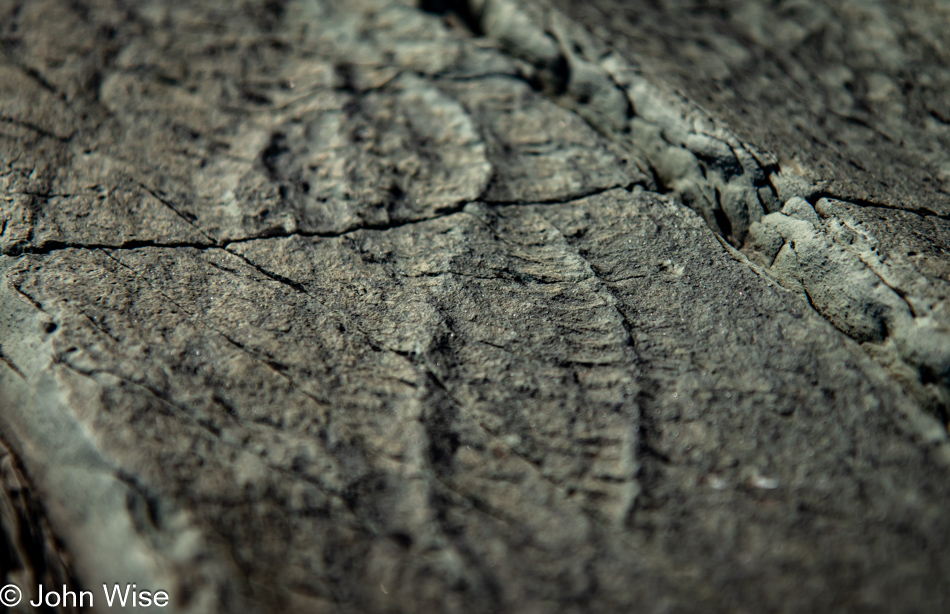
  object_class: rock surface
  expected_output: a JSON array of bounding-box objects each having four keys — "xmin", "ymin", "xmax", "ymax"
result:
[
  {"xmin": 1, "ymin": 1, "xmax": 949, "ymax": 613},
  {"xmin": 553, "ymin": 0, "xmax": 950, "ymax": 216}
]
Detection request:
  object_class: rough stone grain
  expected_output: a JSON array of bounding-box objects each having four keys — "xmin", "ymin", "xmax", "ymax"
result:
[
  {"xmin": 2, "ymin": 1, "xmax": 950, "ymax": 613},
  {"xmin": 551, "ymin": 0, "xmax": 950, "ymax": 217}
]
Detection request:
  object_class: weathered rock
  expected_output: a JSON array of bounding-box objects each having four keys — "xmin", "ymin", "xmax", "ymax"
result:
[
  {"xmin": 745, "ymin": 196, "xmax": 950, "ymax": 418},
  {"xmin": 452, "ymin": 0, "xmax": 950, "ymax": 426},
  {"xmin": 1, "ymin": 1, "xmax": 949, "ymax": 613},
  {"xmin": 550, "ymin": 0, "xmax": 950, "ymax": 217}
]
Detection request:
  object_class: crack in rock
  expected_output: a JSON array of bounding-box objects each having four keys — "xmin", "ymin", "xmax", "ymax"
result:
[
  {"xmin": 440, "ymin": 0, "xmax": 950, "ymax": 424},
  {"xmin": 3, "ymin": 1, "xmax": 950, "ymax": 613}
]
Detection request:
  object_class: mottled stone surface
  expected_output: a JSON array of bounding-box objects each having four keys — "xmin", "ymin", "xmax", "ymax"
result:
[
  {"xmin": 552, "ymin": 0, "xmax": 950, "ymax": 216},
  {"xmin": 1, "ymin": 1, "xmax": 949, "ymax": 613}
]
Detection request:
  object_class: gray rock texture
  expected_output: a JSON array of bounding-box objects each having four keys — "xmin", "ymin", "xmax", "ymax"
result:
[
  {"xmin": 1, "ymin": 1, "xmax": 949, "ymax": 613},
  {"xmin": 552, "ymin": 0, "xmax": 950, "ymax": 216}
]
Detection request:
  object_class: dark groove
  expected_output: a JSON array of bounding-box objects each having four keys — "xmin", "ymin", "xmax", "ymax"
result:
[
  {"xmin": 419, "ymin": 0, "xmax": 485, "ymax": 37},
  {"xmin": 0, "ymin": 348, "xmax": 25, "ymax": 379},
  {"xmin": 138, "ymin": 183, "xmax": 216, "ymax": 242},
  {"xmin": 4, "ymin": 239, "xmax": 217, "ymax": 257},
  {"xmin": 804, "ymin": 191, "xmax": 950, "ymax": 221},
  {"xmin": 0, "ymin": 115, "xmax": 72, "ymax": 142},
  {"xmin": 222, "ymin": 248, "xmax": 312, "ymax": 296}
]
